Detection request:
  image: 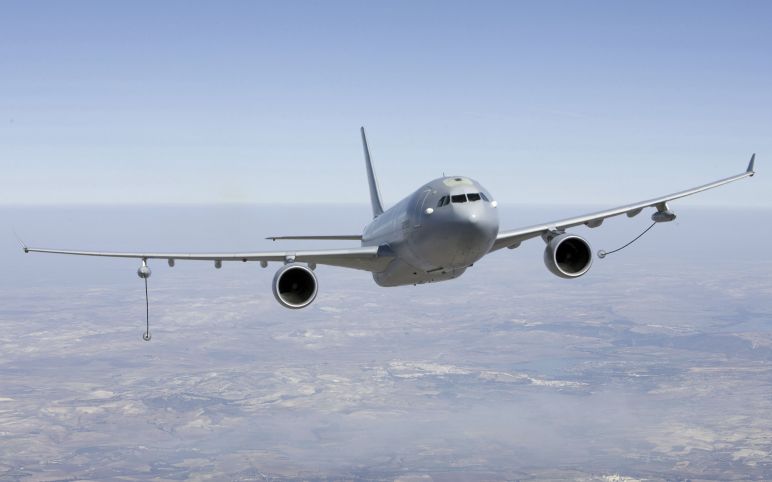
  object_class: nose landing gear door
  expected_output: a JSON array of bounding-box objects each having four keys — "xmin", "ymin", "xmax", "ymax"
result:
[{"xmin": 413, "ymin": 189, "xmax": 432, "ymax": 229}]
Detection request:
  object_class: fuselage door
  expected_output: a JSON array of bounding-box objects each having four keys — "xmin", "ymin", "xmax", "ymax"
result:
[{"xmin": 413, "ymin": 189, "xmax": 432, "ymax": 228}]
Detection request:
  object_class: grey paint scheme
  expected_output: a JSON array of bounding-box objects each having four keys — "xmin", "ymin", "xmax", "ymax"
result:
[
  {"xmin": 360, "ymin": 175, "xmax": 498, "ymax": 286},
  {"xmin": 23, "ymin": 131, "xmax": 755, "ymax": 289}
]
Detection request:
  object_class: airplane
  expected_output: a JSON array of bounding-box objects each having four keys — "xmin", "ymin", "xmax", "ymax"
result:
[{"xmin": 23, "ymin": 128, "xmax": 756, "ymax": 312}]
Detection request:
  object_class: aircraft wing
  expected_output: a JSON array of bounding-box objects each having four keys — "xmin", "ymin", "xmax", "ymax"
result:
[
  {"xmin": 23, "ymin": 245, "xmax": 394, "ymax": 272},
  {"xmin": 490, "ymin": 155, "xmax": 756, "ymax": 252}
]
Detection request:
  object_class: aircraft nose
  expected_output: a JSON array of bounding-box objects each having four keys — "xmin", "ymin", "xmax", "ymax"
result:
[
  {"xmin": 472, "ymin": 210, "xmax": 498, "ymax": 236},
  {"xmin": 418, "ymin": 198, "xmax": 499, "ymax": 269},
  {"xmin": 453, "ymin": 203, "xmax": 498, "ymax": 243}
]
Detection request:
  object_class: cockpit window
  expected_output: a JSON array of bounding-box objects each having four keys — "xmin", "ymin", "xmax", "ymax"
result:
[{"xmin": 445, "ymin": 192, "xmax": 488, "ymax": 204}]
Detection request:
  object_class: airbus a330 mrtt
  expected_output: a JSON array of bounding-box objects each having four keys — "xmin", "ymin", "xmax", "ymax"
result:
[{"xmin": 24, "ymin": 128, "xmax": 756, "ymax": 310}]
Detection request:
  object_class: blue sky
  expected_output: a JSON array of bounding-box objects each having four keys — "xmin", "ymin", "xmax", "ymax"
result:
[{"xmin": 0, "ymin": 1, "xmax": 769, "ymax": 207}]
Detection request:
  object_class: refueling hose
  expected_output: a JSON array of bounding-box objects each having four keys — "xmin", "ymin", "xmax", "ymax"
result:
[{"xmin": 597, "ymin": 221, "xmax": 657, "ymax": 259}]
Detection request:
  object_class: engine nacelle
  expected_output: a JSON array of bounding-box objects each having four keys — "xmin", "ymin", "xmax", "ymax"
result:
[
  {"xmin": 272, "ymin": 263, "xmax": 318, "ymax": 309},
  {"xmin": 543, "ymin": 233, "xmax": 593, "ymax": 279}
]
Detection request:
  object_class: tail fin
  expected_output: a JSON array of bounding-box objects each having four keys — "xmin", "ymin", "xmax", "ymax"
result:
[{"xmin": 361, "ymin": 127, "xmax": 385, "ymax": 218}]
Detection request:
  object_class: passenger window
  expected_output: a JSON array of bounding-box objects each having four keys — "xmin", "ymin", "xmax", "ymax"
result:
[
  {"xmin": 479, "ymin": 192, "xmax": 489, "ymax": 202},
  {"xmin": 451, "ymin": 194, "xmax": 467, "ymax": 203},
  {"xmin": 467, "ymin": 193, "xmax": 481, "ymax": 202}
]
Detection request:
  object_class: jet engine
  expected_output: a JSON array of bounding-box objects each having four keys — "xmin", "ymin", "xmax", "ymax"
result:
[
  {"xmin": 543, "ymin": 233, "xmax": 593, "ymax": 279},
  {"xmin": 272, "ymin": 263, "xmax": 318, "ymax": 309}
]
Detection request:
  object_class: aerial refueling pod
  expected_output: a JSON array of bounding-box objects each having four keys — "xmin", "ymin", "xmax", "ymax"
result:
[
  {"xmin": 137, "ymin": 260, "xmax": 151, "ymax": 279},
  {"xmin": 272, "ymin": 263, "xmax": 318, "ymax": 309},
  {"xmin": 543, "ymin": 233, "xmax": 593, "ymax": 279}
]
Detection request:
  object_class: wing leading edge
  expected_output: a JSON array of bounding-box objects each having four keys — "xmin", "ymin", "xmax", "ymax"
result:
[
  {"xmin": 491, "ymin": 154, "xmax": 756, "ymax": 252},
  {"xmin": 23, "ymin": 245, "xmax": 394, "ymax": 272}
]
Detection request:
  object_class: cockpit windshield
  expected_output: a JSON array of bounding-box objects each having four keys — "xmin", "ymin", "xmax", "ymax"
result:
[{"xmin": 437, "ymin": 192, "xmax": 489, "ymax": 207}]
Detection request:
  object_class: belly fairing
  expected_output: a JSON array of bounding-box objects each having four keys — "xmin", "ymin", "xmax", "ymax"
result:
[{"xmin": 372, "ymin": 258, "xmax": 467, "ymax": 287}]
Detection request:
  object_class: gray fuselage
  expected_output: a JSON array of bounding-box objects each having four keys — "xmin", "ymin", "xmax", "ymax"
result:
[{"xmin": 361, "ymin": 176, "xmax": 499, "ymax": 286}]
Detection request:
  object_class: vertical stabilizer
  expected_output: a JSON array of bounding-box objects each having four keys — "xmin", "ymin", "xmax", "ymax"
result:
[{"xmin": 361, "ymin": 127, "xmax": 385, "ymax": 218}]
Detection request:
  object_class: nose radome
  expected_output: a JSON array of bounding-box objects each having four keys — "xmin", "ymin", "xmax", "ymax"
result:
[
  {"xmin": 448, "ymin": 201, "xmax": 498, "ymax": 234},
  {"xmin": 462, "ymin": 208, "xmax": 497, "ymax": 235}
]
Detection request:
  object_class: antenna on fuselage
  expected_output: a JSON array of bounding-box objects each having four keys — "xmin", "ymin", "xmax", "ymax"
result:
[{"xmin": 360, "ymin": 127, "xmax": 385, "ymax": 218}]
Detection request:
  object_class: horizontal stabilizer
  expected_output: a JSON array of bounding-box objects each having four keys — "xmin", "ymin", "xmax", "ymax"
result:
[{"xmin": 266, "ymin": 235, "xmax": 362, "ymax": 241}]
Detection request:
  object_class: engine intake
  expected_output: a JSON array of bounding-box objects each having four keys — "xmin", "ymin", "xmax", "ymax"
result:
[
  {"xmin": 272, "ymin": 263, "xmax": 318, "ymax": 309},
  {"xmin": 544, "ymin": 233, "xmax": 593, "ymax": 279}
]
